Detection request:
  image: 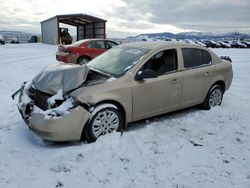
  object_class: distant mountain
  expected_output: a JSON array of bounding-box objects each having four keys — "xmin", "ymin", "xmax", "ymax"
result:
[{"xmin": 133, "ymin": 32, "xmax": 250, "ymax": 40}]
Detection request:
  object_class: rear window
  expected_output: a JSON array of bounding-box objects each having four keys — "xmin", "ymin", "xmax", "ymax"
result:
[
  {"xmin": 182, "ymin": 48, "xmax": 211, "ymax": 68},
  {"xmin": 202, "ymin": 50, "xmax": 212, "ymax": 65}
]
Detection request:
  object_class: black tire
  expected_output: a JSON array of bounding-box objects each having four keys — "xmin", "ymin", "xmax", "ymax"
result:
[
  {"xmin": 77, "ymin": 56, "xmax": 91, "ymax": 65},
  {"xmin": 82, "ymin": 106, "xmax": 124, "ymax": 143},
  {"xmin": 201, "ymin": 85, "xmax": 223, "ymax": 110}
]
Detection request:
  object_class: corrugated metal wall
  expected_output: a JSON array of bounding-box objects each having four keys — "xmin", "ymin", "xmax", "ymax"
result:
[
  {"xmin": 94, "ymin": 22, "xmax": 105, "ymax": 39},
  {"xmin": 77, "ymin": 25, "xmax": 85, "ymax": 40},
  {"xmin": 77, "ymin": 22, "xmax": 105, "ymax": 40},
  {"xmin": 41, "ymin": 17, "xmax": 58, "ymax": 45}
]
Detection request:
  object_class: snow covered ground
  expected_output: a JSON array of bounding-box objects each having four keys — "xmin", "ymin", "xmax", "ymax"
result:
[{"xmin": 0, "ymin": 44, "xmax": 250, "ymax": 188}]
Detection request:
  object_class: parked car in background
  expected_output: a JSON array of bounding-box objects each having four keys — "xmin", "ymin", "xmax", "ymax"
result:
[
  {"xmin": 10, "ymin": 37, "xmax": 20, "ymax": 44},
  {"xmin": 14, "ymin": 42, "xmax": 233, "ymax": 142},
  {"xmin": 29, "ymin": 35, "xmax": 38, "ymax": 43},
  {"xmin": 184, "ymin": 39, "xmax": 196, "ymax": 44},
  {"xmin": 0, "ymin": 34, "xmax": 5, "ymax": 45},
  {"xmin": 218, "ymin": 41, "xmax": 231, "ymax": 48},
  {"xmin": 56, "ymin": 39, "xmax": 118, "ymax": 64},
  {"xmin": 237, "ymin": 41, "xmax": 247, "ymax": 48},
  {"xmin": 242, "ymin": 41, "xmax": 250, "ymax": 48},
  {"xmin": 231, "ymin": 41, "xmax": 247, "ymax": 48},
  {"xmin": 194, "ymin": 40, "xmax": 206, "ymax": 47},
  {"xmin": 223, "ymin": 41, "xmax": 233, "ymax": 47},
  {"xmin": 203, "ymin": 40, "xmax": 221, "ymax": 48}
]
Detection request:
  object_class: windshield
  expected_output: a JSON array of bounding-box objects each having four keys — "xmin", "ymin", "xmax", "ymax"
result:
[{"xmin": 87, "ymin": 47, "xmax": 149, "ymax": 77}]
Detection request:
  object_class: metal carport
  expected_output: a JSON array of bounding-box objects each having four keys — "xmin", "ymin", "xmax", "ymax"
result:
[{"xmin": 41, "ymin": 14, "xmax": 107, "ymax": 45}]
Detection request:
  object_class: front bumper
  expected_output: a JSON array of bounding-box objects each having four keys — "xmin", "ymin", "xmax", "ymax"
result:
[{"xmin": 17, "ymin": 84, "xmax": 90, "ymax": 142}]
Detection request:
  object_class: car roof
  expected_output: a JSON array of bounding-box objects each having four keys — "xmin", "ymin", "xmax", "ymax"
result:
[
  {"xmin": 117, "ymin": 41, "xmax": 203, "ymax": 50},
  {"xmin": 85, "ymin": 39, "xmax": 115, "ymax": 42},
  {"xmin": 72, "ymin": 38, "xmax": 117, "ymax": 45}
]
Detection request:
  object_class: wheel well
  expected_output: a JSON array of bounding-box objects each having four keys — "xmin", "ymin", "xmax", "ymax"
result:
[
  {"xmin": 77, "ymin": 55, "xmax": 91, "ymax": 63},
  {"xmin": 213, "ymin": 80, "xmax": 226, "ymax": 93},
  {"xmin": 95, "ymin": 100, "xmax": 127, "ymax": 129},
  {"xmin": 80, "ymin": 100, "xmax": 126, "ymax": 141}
]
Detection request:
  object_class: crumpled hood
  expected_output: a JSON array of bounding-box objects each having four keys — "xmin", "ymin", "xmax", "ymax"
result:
[{"xmin": 32, "ymin": 63, "xmax": 89, "ymax": 95}]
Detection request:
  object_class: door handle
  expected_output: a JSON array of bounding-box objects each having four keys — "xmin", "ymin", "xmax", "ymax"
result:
[{"xmin": 170, "ymin": 78, "xmax": 179, "ymax": 84}]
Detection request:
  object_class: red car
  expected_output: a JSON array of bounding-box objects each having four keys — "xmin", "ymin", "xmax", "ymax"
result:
[{"xmin": 56, "ymin": 39, "xmax": 118, "ymax": 64}]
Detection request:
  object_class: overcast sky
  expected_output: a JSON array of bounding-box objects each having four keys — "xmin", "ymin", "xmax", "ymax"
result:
[{"xmin": 0, "ymin": 0, "xmax": 249, "ymax": 37}]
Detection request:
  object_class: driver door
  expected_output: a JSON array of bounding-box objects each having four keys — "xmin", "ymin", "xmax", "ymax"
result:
[
  {"xmin": 132, "ymin": 49, "xmax": 183, "ymax": 121},
  {"xmin": 87, "ymin": 40, "xmax": 107, "ymax": 58}
]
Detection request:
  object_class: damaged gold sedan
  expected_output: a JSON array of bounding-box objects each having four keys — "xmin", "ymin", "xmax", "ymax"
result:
[{"xmin": 13, "ymin": 42, "xmax": 233, "ymax": 142}]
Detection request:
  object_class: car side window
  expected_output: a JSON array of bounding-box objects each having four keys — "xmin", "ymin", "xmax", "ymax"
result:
[
  {"xmin": 92, "ymin": 41, "xmax": 106, "ymax": 49},
  {"xmin": 106, "ymin": 41, "xmax": 117, "ymax": 49},
  {"xmin": 87, "ymin": 42, "xmax": 93, "ymax": 48},
  {"xmin": 141, "ymin": 49, "xmax": 177, "ymax": 75},
  {"xmin": 202, "ymin": 50, "xmax": 212, "ymax": 65},
  {"xmin": 182, "ymin": 48, "xmax": 211, "ymax": 68}
]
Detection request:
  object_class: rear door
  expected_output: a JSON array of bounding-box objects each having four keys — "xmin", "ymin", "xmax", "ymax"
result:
[{"xmin": 180, "ymin": 48, "xmax": 214, "ymax": 107}]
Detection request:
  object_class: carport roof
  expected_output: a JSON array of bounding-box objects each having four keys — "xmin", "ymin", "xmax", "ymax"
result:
[{"xmin": 41, "ymin": 14, "xmax": 107, "ymax": 26}]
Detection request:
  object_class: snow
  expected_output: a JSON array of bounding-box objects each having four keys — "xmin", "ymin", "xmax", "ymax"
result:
[
  {"xmin": 47, "ymin": 89, "xmax": 64, "ymax": 106},
  {"xmin": 45, "ymin": 97, "xmax": 74, "ymax": 118},
  {"xmin": 0, "ymin": 43, "xmax": 250, "ymax": 188},
  {"xmin": 89, "ymin": 103, "xmax": 118, "ymax": 119},
  {"xmin": 106, "ymin": 77, "xmax": 117, "ymax": 82}
]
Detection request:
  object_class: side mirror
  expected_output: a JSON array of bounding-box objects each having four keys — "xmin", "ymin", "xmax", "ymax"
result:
[{"xmin": 135, "ymin": 69, "xmax": 158, "ymax": 81}]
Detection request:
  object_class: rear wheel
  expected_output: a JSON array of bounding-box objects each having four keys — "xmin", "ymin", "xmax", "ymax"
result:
[
  {"xmin": 77, "ymin": 56, "xmax": 91, "ymax": 65},
  {"xmin": 83, "ymin": 105, "xmax": 123, "ymax": 142},
  {"xmin": 201, "ymin": 85, "xmax": 223, "ymax": 110}
]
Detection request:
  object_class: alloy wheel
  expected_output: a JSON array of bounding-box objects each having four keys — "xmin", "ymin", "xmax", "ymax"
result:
[
  {"xmin": 92, "ymin": 109, "xmax": 119, "ymax": 138},
  {"xmin": 209, "ymin": 89, "xmax": 222, "ymax": 107}
]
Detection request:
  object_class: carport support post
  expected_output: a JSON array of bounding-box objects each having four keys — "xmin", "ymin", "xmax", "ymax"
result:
[
  {"xmin": 104, "ymin": 22, "xmax": 106, "ymax": 39},
  {"xmin": 93, "ymin": 23, "xmax": 95, "ymax": 38},
  {"xmin": 57, "ymin": 17, "xmax": 60, "ymax": 45},
  {"xmin": 76, "ymin": 25, "xmax": 78, "ymax": 41}
]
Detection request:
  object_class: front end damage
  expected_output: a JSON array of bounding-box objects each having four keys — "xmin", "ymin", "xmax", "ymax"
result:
[
  {"xmin": 13, "ymin": 63, "xmax": 112, "ymax": 141},
  {"xmin": 17, "ymin": 82, "xmax": 90, "ymax": 141}
]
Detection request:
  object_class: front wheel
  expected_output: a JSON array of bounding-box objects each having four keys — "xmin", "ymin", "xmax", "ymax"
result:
[
  {"xmin": 83, "ymin": 105, "xmax": 123, "ymax": 142},
  {"xmin": 201, "ymin": 85, "xmax": 223, "ymax": 110}
]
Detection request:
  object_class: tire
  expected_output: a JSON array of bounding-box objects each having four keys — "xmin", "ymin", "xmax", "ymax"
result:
[
  {"xmin": 77, "ymin": 56, "xmax": 91, "ymax": 65},
  {"xmin": 201, "ymin": 85, "xmax": 223, "ymax": 110},
  {"xmin": 83, "ymin": 106, "xmax": 124, "ymax": 142}
]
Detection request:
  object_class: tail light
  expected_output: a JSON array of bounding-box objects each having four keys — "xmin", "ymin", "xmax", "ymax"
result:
[{"xmin": 58, "ymin": 45, "xmax": 70, "ymax": 53}]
